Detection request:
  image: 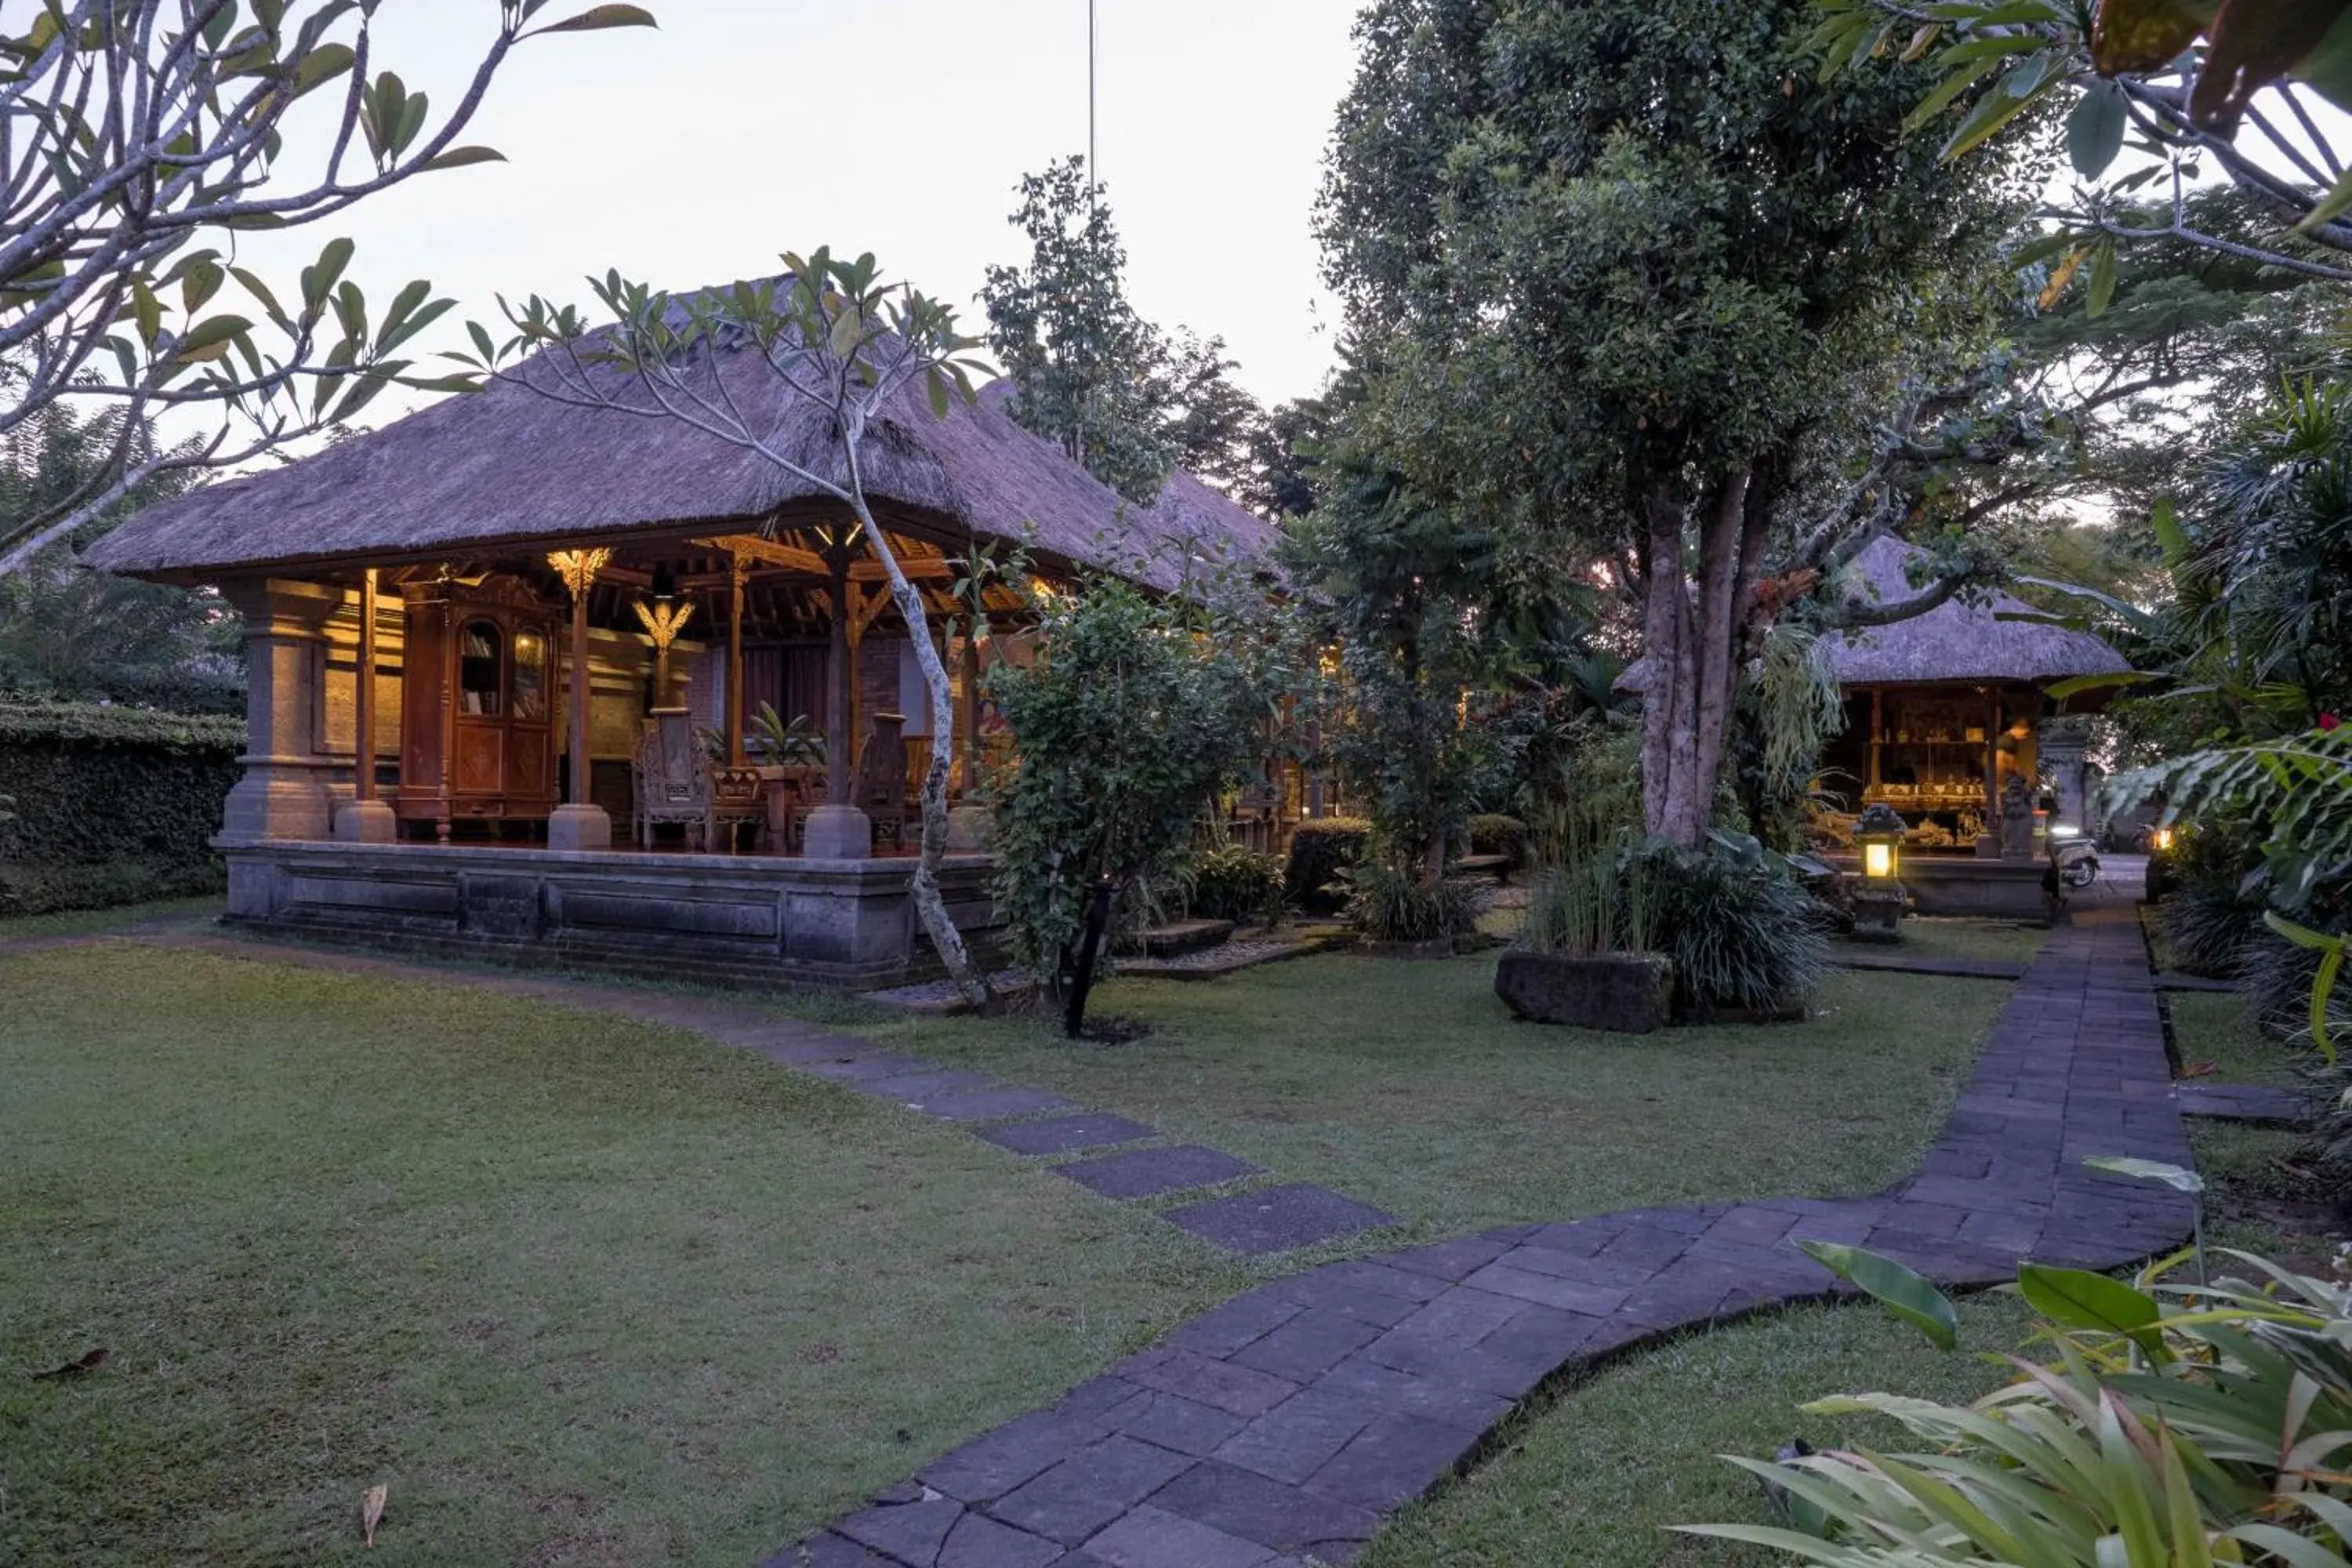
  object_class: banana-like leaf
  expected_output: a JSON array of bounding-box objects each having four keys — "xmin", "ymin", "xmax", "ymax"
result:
[{"xmin": 1799, "ymin": 1241, "xmax": 1961, "ymax": 1350}]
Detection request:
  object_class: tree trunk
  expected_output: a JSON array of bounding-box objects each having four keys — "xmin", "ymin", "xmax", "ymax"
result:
[
  {"xmin": 1062, "ymin": 875, "xmax": 1116, "ymax": 1038},
  {"xmin": 1639, "ymin": 487, "xmax": 1686, "ymax": 840},
  {"xmin": 1682, "ymin": 468, "xmax": 1752, "ymax": 848},
  {"xmin": 851, "ymin": 497, "xmax": 993, "ymax": 1009}
]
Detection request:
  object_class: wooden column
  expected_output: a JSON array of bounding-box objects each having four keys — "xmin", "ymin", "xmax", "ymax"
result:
[
  {"xmin": 1867, "ymin": 687, "xmax": 1883, "ymax": 796},
  {"xmin": 354, "ymin": 568, "xmax": 379, "ymax": 802},
  {"xmin": 1984, "ymin": 688, "xmax": 2001, "ymax": 826},
  {"xmin": 826, "ymin": 550, "xmax": 853, "ymax": 804},
  {"xmin": 568, "ymin": 586, "xmax": 592, "ymax": 808},
  {"xmin": 726, "ymin": 554, "xmax": 748, "ymax": 769}
]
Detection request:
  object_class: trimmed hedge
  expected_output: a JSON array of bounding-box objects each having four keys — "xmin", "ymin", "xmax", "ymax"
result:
[
  {"xmin": 0, "ymin": 702, "xmax": 241, "ymax": 915},
  {"xmin": 1284, "ymin": 815, "xmax": 1372, "ymax": 915}
]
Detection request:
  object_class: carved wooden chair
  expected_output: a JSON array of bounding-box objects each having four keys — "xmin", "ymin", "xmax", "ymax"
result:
[
  {"xmin": 630, "ymin": 711, "xmax": 764, "ymax": 851},
  {"xmin": 855, "ymin": 713, "xmax": 909, "ymax": 850}
]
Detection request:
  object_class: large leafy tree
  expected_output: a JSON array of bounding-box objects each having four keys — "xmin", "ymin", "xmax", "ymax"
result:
[
  {"xmin": 979, "ymin": 156, "xmax": 1265, "ymax": 507},
  {"xmin": 0, "ymin": 0, "xmax": 653, "ymax": 576},
  {"xmin": 0, "ymin": 402, "xmax": 237, "ymax": 710},
  {"xmin": 1321, "ymin": 0, "xmax": 2041, "ymax": 846}
]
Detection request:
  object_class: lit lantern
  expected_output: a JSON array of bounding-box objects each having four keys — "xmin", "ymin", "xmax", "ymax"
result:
[
  {"xmin": 1851, "ymin": 802, "xmax": 1907, "ymax": 943},
  {"xmin": 1856, "ymin": 802, "xmax": 1904, "ymax": 882},
  {"xmin": 2152, "ymin": 826, "xmax": 2175, "ymax": 852}
]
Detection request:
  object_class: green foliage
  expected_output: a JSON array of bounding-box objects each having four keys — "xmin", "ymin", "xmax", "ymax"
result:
[
  {"xmin": 748, "ymin": 702, "xmax": 824, "ymax": 765},
  {"xmin": 1319, "ymin": 0, "xmax": 2037, "ymax": 842},
  {"xmin": 1811, "ymin": 0, "xmax": 2352, "ymax": 278},
  {"xmin": 987, "ymin": 577, "xmax": 1287, "ymax": 982},
  {"xmin": 2154, "ymin": 821, "xmax": 2273, "ymax": 978},
  {"xmin": 1682, "ymin": 1246, "xmax": 2352, "ymax": 1565},
  {"xmin": 1284, "ymin": 817, "xmax": 1372, "ymax": 916},
  {"xmin": 0, "ymin": 404, "xmax": 242, "ymax": 710},
  {"xmin": 0, "ymin": 1, "xmax": 652, "ymax": 571},
  {"xmin": 1637, "ymin": 835, "xmax": 1831, "ymax": 1013},
  {"xmin": 0, "ymin": 702, "xmax": 241, "ymax": 915},
  {"xmin": 1334, "ymin": 855, "xmax": 1478, "ymax": 944},
  {"xmin": 1466, "ymin": 813, "xmax": 1528, "ymax": 868},
  {"xmin": 1522, "ymin": 840, "xmax": 1660, "ymax": 960},
  {"xmin": 1183, "ymin": 841, "xmax": 1283, "ymax": 926},
  {"xmin": 978, "ymin": 157, "xmax": 1265, "ymax": 505}
]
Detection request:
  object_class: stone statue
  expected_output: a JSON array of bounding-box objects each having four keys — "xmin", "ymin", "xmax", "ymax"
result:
[{"xmin": 1999, "ymin": 769, "xmax": 2035, "ymax": 859}]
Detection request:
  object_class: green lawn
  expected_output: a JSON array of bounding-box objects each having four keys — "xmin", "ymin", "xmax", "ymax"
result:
[
  {"xmin": 855, "ymin": 953, "xmax": 2011, "ymax": 1237},
  {"xmin": 2172, "ymin": 989, "xmax": 2298, "ymax": 1083},
  {"xmin": 1363, "ymin": 1292, "xmax": 2038, "ymax": 1566},
  {"xmin": 1856, "ymin": 916, "xmax": 2045, "ymax": 967},
  {"xmin": 0, "ymin": 892, "xmax": 223, "ymax": 940},
  {"xmin": 0, "ymin": 943, "xmax": 1246, "ymax": 1566}
]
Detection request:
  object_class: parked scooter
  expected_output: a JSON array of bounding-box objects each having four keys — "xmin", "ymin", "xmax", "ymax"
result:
[{"xmin": 2049, "ymin": 828, "xmax": 2101, "ymax": 890}]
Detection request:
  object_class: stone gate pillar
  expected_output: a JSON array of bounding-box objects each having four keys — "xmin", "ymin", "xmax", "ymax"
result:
[
  {"xmin": 218, "ymin": 579, "xmax": 341, "ymax": 843},
  {"xmin": 2041, "ymin": 722, "xmax": 2090, "ymax": 837}
]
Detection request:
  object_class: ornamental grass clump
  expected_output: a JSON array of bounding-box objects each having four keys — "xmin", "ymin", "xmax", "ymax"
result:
[
  {"xmin": 1686, "ymin": 1243, "xmax": 2352, "ymax": 1565},
  {"xmin": 1336, "ymin": 851, "xmax": 1478, "ymax": 943},
  {"xmin": 1521, "ymin": 803, "xmax": 1657, "ymax": 960}
]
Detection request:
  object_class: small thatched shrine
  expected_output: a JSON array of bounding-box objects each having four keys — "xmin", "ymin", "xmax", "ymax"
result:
[
  {"xmin": 1811, "ymin": 537, "xmax": 2129, "ymax": 847},
  {"xmin": 84, "ymin": 307, "xmax": 1279, "ymax": 987}
]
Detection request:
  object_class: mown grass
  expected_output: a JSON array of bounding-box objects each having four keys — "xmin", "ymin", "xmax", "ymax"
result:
[
  {"xmin": 0, "ymin": 892, "xmax": 223, "ymax": 940},
  {"xmin": 1856, "ymin": 916, "xmax": 2045, "ymax": 967},
  {"xmin": 0, "ymin": 943, "xmax": 1247, "ymax": 1566},
  {"xmin": 2172, "ymin": 989, "xmax": 2299, "ymax": 1083},
  {"xmin": 857, "ymin": 952, "xmax": 2010, "ymax": 1237},
  {"xmin": 1363, "ymin": 1291, "xmax": 2038, "ymax": 1566}
]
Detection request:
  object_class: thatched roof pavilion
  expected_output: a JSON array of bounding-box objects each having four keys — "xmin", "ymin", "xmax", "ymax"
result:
[
  {"xmin": 81, "ymin": 303, "xmax": 1287, "ymax": 989},
  {"xmin": 1816, "ymin": 537, "xmax": 2128, "ymax": 688}
]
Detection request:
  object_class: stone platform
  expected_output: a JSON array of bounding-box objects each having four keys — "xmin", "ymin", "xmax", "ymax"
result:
[{"xmin": 216, "ymin": 837, "xmax": 1000, "ymax": 990}]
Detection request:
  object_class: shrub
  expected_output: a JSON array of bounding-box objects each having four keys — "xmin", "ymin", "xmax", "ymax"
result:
[
  {"xmin": 1284, "ymin": 816, "xmax": 1371, "ymax": 914},
  {"xmin": 0, "ymin": 701, "xmax": 241, "ymax": 915},
  {"xmin": 1687, "ymin": 1245, "xmax": 2352, "ymax": 1565},
  {"xmin": 1633, "ymin": 835, "xmax": 1828, "ymax": 1013},
  {"xmin": 1335, "ymin": 856, "xmax": 1477, "ymax": 943},
  {"xmin": 1466, "ymin": 812, "xmax": 1528, "ymax": 868},
  {"xmin": 1185, "ymin": 842, "xmax": 1283, "ymax": 925},
  {"xmin": 2154, "ymin": 820, "xmax": 2270, "ymax": 976}
]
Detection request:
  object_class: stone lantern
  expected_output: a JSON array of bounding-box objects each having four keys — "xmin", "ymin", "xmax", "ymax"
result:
[{"xmin": 1853, "ymin": 802, "xmax": 1907, "ymax": 943}]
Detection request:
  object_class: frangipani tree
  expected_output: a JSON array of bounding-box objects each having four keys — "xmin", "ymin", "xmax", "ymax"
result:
[
  {"xmin": 0, "ymin": 0, "xmax": 655, "ymax": 576},
  {"xmin": 454, "ymin": 252, "xmax": 996, "ymax": 1006},
  {"xmin": 1813, "ymin": 0, "xmax": 2352, "ymax": 286}
]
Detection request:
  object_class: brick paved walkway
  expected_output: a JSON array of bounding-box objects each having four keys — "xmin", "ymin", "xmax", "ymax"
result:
[{"xmin": 28, "ymin": 907, "xmax": 2190, "ymax": 1567}]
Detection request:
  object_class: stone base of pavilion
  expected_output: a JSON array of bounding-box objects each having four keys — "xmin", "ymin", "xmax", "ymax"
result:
[
  {"xmin": 217, "ymin": 837, "xmax": 1001, "ymax": 991},
  {"xmin": 1829, "ymin": 852, "xmax": 2054, "ymax": 920}
]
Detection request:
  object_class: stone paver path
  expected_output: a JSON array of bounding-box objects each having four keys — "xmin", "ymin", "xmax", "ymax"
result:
[
  {"xmin": 774, "ymin": 904, "xmax": 2191, "ymax": 1567},
  {"xmin": 2176, "ymin": 1080, "xmax": 2315, "ymax": 1125},
  {"xmin": 7, "ymin": 909, "xmax": 2189, "ymax": 1567}
]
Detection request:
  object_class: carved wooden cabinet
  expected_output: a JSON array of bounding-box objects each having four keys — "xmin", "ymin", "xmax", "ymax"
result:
[{"xmin": 397, "ymin": 580, "xmax": 558, "ymax": 837}]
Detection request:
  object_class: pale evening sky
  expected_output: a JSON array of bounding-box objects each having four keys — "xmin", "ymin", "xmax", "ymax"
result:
[{"xmin": 236, "ymin": 0, "xmax": 1369, "ymax": 423}]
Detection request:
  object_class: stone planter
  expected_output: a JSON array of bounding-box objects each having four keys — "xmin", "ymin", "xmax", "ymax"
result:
[{"xmin": 1494, "ymin": 949, "xmax": 1675, "ymax": 1034}]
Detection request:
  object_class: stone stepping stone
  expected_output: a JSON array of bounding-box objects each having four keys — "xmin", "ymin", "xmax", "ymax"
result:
[
  {"xmin": 1165, "ymin": 1183, "xmax": 1399, "ymax": 1257},
  {"xmin": 1054, "ymin": 1145, "xmax": 1263, "ymax": 1200},
  {"xmin": 977, "ymin": 1112, "xmax": 1160, "ymax": 1156},
  {"xmin": 916, "ymin": 1086, "xmax": 1078, "ymax": 1123},
  {"xmin": 2176, "ymin": 1080, "xmax": 2314, "ymax": 1125}
]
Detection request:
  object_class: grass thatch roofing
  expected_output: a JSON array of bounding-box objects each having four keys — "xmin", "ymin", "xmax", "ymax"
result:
[
  {"xmin": 1617, "ymin": 535, "xmax": 2130, "ymax": 694},
  {"xmin": 84, "ymin": 308, "xmax": 1278, "ymax": 594},
  {"xmin": 1818, "ymin": 537, "xmax": 2129, "ymax": 686}
]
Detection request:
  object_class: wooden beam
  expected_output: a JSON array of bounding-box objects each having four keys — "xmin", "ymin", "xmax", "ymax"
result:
[
  {"xmin": 691, "ymin": 532, "xmax": 950, "ymax": 583},
  {"xmin": 848, "ymin": 583, "xmax": 891, "ymax": 644}
]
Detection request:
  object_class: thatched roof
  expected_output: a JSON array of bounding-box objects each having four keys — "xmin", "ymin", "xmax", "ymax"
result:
[
  {"xmin": 1817, "ymin": 537, "xmax": 2129, "ymax": 686},
  {"xmin": 84, "ymin": 303, "xmax": 1278, "ymax": 594},
  {"xmin": 1617, "ymin": 535, "xmax": 2130, "ymax": 694}
]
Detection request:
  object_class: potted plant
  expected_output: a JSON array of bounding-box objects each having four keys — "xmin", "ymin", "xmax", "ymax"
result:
[{"xmin": 746, "ymin": 702, "xmax": 825, "ymax": 844}]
